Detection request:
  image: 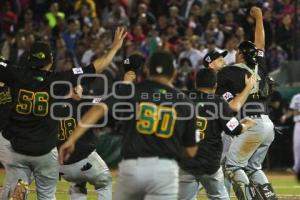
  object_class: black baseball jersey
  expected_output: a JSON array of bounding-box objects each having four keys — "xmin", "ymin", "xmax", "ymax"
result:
[
  {"xmin": 180, "ymin": 91, "xmax": 243, "ymax": 175},
  {"xmin": 55, "ymin": 98, "xmax": 101, "ymax": 164},
  {"xmin": 216, "ymin": 49, "xmax": 269, "ymax": 117},
  {"xmin": 0, "ymin": 86, "xmax": 13, "ymax": 131},
  {"xmin": 0, "ymin": 63, "xmax": 95, "ymax": 156},
  {"xmin": 105, "ymin": 80, "xmax": 197, "ymax": 160}
]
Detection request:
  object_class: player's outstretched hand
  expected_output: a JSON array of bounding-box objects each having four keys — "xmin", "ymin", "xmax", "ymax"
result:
[
  {"xmin": 59, "ymin": 139, "xmax": 75, "ymax": 165},
  {"xmin": 250, "ymin": 6, "xmax": 263, "ymax": 20},
  {"xmin": 111, "ymin": 27, "xmax": 127, "ymax": 51},
  {"xmin": 245, "ymin": 74, "xmax": 257, "ymax": 90}
]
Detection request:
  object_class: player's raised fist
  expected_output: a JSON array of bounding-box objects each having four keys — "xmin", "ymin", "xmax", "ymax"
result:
[{"xmin": 250, "ymin": 6, "xmax": 263, "ymax": 20}]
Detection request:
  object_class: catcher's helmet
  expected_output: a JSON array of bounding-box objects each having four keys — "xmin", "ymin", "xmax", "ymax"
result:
[{"xmin": 238, "ymin": 41, "xmax": 258, "ymax": 66}]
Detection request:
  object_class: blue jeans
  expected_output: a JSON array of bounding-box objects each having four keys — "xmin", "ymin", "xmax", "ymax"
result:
[{"xmin": 179, "ymin": 167, "xmax": 230, "ymax": 200}]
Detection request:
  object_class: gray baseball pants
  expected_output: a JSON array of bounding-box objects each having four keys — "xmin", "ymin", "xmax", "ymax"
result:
[
  {"xmin": 115, "ymin": 157, "xmax": 178, "ymax": 200},
  {"xmin": 59, "ymin": 151, "xmax": 112, "ymax": 200},
  {"xmin": 178, "ymin": 167, "xmax": 230, "ymax": 200},
  {"xmin": 224, "ymin": 115, "xmax": 275, "ymax": 198},
  {"xmin": 1, "ymin": 146, "xmax": 58, "ymax": 200}
]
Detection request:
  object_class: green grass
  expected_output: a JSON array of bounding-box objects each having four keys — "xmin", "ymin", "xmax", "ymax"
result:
[{"xmin": 1, "ymin": 170, "xmax": 299, "ymax": 199}]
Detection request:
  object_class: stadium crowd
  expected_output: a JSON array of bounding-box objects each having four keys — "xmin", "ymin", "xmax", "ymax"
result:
[
  {"xmin": 0, "ymin": 0, "xmax": 297, "ymax": 71},
  {"xmin": 0, "ymin": 0, "xmax": 298, "ymax": 170}
]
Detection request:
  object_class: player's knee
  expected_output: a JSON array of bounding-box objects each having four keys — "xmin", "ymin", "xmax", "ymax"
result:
[
  {"xmin": 224, "ymin": 166, "xmax": 249, "ymax": 184},
  {"xmin": 93, "ymin": 171, "xmax": 112, "ymax": 190}
]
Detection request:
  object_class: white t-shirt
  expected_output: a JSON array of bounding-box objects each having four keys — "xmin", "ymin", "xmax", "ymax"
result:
[
  {"xmin": 290, "ymin": 93, "xmax": 300, "ymax": 122},
  {"xmin": 179, "ymin": 48, "xmax": 206, "ymax": 69},
  {"xmin": 224, "ymin": 49, "xmax": 236, "ymax": 65},
  {"xmin": 81, "ymin": 49, "xmax": 96, "ymax": 66}
]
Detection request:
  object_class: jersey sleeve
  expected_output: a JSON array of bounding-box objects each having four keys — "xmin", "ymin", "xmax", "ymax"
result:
[
  {"xmin": 219, "ymin": 98, "xmax": 242, "ymax": 136},
  {"xmin": 54, "ymin": 64, "xmax": 96, "ymax": 85},
  {"xmin": 257, "ymin": 49, "xmax": 266, "ymax": 70},
  {"xmin": 216, "ymin": 69, "xmax": 234, "ymax": 102}
]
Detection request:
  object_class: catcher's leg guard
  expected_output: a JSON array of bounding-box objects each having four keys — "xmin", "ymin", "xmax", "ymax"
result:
[
  {"xmin": 224, "ymin": 166, "xmax": 253, "ymax": 200},
  {"xmin": 246, "ymin": 170, "xmax": 278, "ymax": 200},
  {"xmin": 250, "ymin": 182, "xmax": 277, "ymax": 200}
]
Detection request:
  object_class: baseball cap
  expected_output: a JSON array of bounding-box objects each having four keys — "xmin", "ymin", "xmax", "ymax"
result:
[
  {"xmin": 196, "ymin": 68, "xmax": 217, "ymax": 88},
  {"xmin": 123, "ymin": 53, "xmax": 146, "ymax": 73},
  {"xmin": 148, "ymin": 51, "xmax": 175, "ymax": 78},
  {"xmin": 203, "ymin": 50, "xmax": 228, "ymax": 68},
  {"xmin": 28, "ymin": 41, "xmax": 52, "ymax": 69}
]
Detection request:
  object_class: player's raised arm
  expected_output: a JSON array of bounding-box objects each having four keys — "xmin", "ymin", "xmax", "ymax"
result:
[
  {"xmin": 93, "ymin": 27, "xmax": 127, "ymax": 73},
  {"xmin": 59, "ymin": 103, "xmax": 108, "ymax": 164},
  {"xmin": 251, "ymin": 6, "xmax": 265, "ymax": 50}
]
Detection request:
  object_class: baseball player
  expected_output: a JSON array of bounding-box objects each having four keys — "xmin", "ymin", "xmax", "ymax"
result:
[
  {"xmin": 59, "ymin": 51, "xmax": 199, "ymax": 200},
  {"xmin": 56, "ymin": 53, "xmax": 144, "ymax": 200},
  {"xmin": 0, "ymin": 27, "xmax": 126, "ymax": 200},
  {"xmin": 202, "ymin": 50, "xmax": 257, "ymax": 195},
  {"xmin": 56, "ymin": 87, "xmax": 112, "ymax": 200},
  {"xmin": 281, "ymin": 93, "xmax": 300, "ymax": 180},
  {"xmin": 216, "ymin": 7, "xmax": 277, "ymax": 199},
  {"xmin": 179, "ymin": 68, "xmax": 255, "ymax": 200}
]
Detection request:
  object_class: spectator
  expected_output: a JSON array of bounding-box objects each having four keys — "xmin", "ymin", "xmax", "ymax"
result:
[
  {"xmin": 81, "ymin": 37, "xmax": 101, "ymax": 66},
  {"xmin": 235, "ymin": 26, "xmax": 245, "ymax": 45},
  {"xmin": 102, "ymin": 0, "xmax": 128, "ymax": 28},
  {"xmin": 75, "ymin": 0, "xmax": 97, "ymax": 18},
  {"xmin": 276, "ymin": 14, "xmax": 293, "ymax": 58},
  {"xmin": 180, "ymin": 0, "xmax": 202, "ymax": 20},
  {"xmin": 222, "ymin": 11, "xmax": 238, "ymax": 40},
  {"xmin": 45, "ymin": 2, "xmax": 65, "ymax": 29},
  {"xmin": 62, "ymin": 18, "xmax": 81, "ymax": 55},
  {"xmin": 0, "ymin": 0, "xmax": 18, "ymax": 36},
  {"xmin": 135, "ymin": 2, "xmax": 156, "ymax": 25},
  {"xmin": 178, "ymin": 37, "xmax": 205, "ymax": 69},
  {"xmin": 204, "ymin": 18, "xmax": 224, "ymax": 48},
  {"xmin": 224, "ymin": 36, "xmax": 238, "ymax": 65},
  {"xmin": 127, "ymin": 24, "xmax": 146, "ymax": 44}
]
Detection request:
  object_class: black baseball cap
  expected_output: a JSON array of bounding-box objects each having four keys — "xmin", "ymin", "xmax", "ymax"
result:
[
  {"xmin": 203, "ymin": 50, "xmax": 228, "ymax": 68},
  {"xmin": 123, "ymin": 53, "xmax": 146, "ymax": 73},
  {"xmin": 148, "ymin": 51, "xmax": 175, "ymax": 78},
  {"xmin": 28, "ymin": 41, "xmax": 53, "ymax": 69},
  {"xmin": 196, "ymin": 68, "xmax": 217, "ymax": 88}
]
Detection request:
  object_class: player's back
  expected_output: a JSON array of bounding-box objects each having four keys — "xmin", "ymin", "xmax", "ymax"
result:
[
  {"xmin": 55, "ymin": 98, "xmax": 98, "ymax": 164},
  {"xmin": 180, "ymin": 91, "xmax": 226, "ymax": 175},
  {"xmin": 0, "ymin": 59, "xmax": 96, "ymax": 156},
  {"xmin": 4, "ymin": 68, "xmax": 60, "ymax": 156},
  {"xmin": 113, "ymin": 80, "xmax": 196, "ymax": 161}
]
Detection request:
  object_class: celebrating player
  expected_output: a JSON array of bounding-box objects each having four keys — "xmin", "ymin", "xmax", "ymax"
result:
[
  {"xmin": 59, "ymin": 51, "xmax": 199, "ymax": 200},
  {"xmin": 0, "ymin": 27, "xmax": 126, "ymax": 199},
  {"xmin": 216, "ymin": 7, "xmax": 277, "ymax": 199},
  {"xmin": 179, "ymin": 68, "xmax": 255, "ymax": 200}
]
